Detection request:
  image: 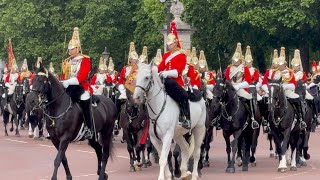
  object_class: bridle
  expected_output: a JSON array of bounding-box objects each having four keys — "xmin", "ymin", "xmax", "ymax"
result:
[{"xmin": 268, "ymin": 82, "xmax": 288, "ymax": 126}]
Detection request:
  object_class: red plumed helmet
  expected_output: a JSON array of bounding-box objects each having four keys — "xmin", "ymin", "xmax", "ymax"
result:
[
  {"xmin": 312, "ymin": 60, "xmax": 317, "ymax": 72},
  {"xmin": 167, "ymin": 21, "xmax": 180, "ymax": 48}
]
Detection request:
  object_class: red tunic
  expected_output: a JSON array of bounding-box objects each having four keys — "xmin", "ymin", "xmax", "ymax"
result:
[
  {"xmin": 248, "ymin": 67, "xmax": 259, "ymax": 83},
  {"xmin": 225, "ymin": 65, "xmax": 251, "ymax": 84},
  {"xmin": 204, "ymin": 71, "xmax": 216, "ymax": 85},
  {"xmin": 118, "ymin": 66, "xmax": 129, "ymax": 85},
  {"xmin": 61, "ymin": 55, "xmax": 92, "ymax": 94},
  {"xmin": 187, "ymin": 64, "xmax": 201, "ymax": 89},
  {"xmin": 158, "ymin": 51, "xmax": 186, "ymax": 87}
]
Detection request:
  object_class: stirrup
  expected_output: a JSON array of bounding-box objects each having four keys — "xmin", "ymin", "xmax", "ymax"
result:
[
  {"xmin": 84, "ymin": 129, "xmax": 93, "ymax": 139},
  {"xmin": 264, "ymin": 126, "xmax": 271, "ymax": 134},
  {"xmin": 216, "ymin": 123, "xmax": 222, "ymax": 130},
  {"xmin": 251, "ymin": 120, "xmax": 259, "ymax": 129},
  {"xmin": 300, "ymin": 121, "xmax": 307, "ymax": 129},
  {"xmin": 113, "ymin": 124, "xmax": 119, "ymax": 136},
  {"xmin": 262, "ymin": 119, "xmax": 268, "ymax": 126},
  {"xmin": 181, "ymin": 119, "xmax": 191, "ymax": 129}
]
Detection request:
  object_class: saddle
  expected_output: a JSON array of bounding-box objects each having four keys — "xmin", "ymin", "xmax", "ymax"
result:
[{"xmin": 187, "ymin": 88, "xmax": 202, "ymax": 102}]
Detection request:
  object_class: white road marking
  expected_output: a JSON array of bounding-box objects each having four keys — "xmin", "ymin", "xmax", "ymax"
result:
[
  {"xmin": 116, "ymin": 155, "xmax": 130, "ymax": 159},
  {"xmin": 39, "ymin": 144, "xmax": 55, "ymax": 148},
  {"xmin": 5, "ymin": 139, "xmax": 28, "ymax": 144},
  {"xmin": 272, "ymin": 171, "xmax": 308, "ymax": 179},
  {"xmin": 75, "ymin": 150, "xmax": 129, "ymax": 159},
  {"xmin": 73, "ymin": 170, "xmax": 118, "ymax": 178},
  {"xmin": 76, "ymin": 150, "xmax": 95, "ymax": 154}
]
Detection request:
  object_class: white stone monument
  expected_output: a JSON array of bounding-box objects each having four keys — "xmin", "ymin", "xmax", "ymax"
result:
[{"xmin": 161, "ymin": 0, "xmax": 194, "ymax": 51}]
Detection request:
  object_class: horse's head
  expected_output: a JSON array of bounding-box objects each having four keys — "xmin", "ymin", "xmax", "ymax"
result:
[
  {"xmin": 295, "ymin": 80, "xmax": 306, "ymax": 97},
  {"xmin": 30, "ymin": 63, "xmax": 51, "ymax": 106},
  {"xmin": 22, "ymin": 77, "xmax": 30, "ymax": 94},
  {"xmin": 133, "ymin": 62, "xmax": 155, "ymax": 104},
  {"xmin": 15, "ymin": 82, "xmax": 24, "ymax": 105},
  {"xmin": 267, "ymin": 78, "xmax": 282, "ymax": 111},
  {"xmin": 213, "ymin": 78, "xmax": 236, "ymax": 101}
]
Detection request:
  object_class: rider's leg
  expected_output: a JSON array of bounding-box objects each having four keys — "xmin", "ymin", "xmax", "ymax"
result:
[
  {"xmin": 293, "ymin": 99, "xmax": 307, "ymax": 129},
  {"xmin": 79, "ymin": 91, "xmax": 93, "ymax": 139},
  {"xmin": 164, "ymin": 78, "xmax": 191, "ymax": 129}
]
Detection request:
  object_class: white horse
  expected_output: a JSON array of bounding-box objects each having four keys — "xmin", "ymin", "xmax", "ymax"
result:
[{"xmin": 133, "ymin": 62, "xmax": 206, "ymax": 180}]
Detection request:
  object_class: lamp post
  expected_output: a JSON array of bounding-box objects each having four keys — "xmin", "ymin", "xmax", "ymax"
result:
[
  {"xmin": 102, "ymin": 47, "xmax": 110, "ymax": 65},
  {"xmin": 160, "ymin": 0, "xmax": 175, "ymax": 35}
]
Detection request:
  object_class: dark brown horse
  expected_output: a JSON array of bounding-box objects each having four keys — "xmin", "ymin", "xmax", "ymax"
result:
[{"xmin": 30, "ymin": 64, "xmax": 116, "ymax": 180}]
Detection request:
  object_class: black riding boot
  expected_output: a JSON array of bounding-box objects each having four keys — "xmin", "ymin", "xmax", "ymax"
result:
[
  {"xmin": 114, "ymin": 98, "xmax": 125, "ymax": 135},
  {"xmin": 294, "ymin": 101, "xmax": 307, "ymax": 129},
  {"xmin": 249, "ymin": 99, "xmax": 260, "ymax": 129},
  {"xmin": 180, "ymin": 99, "xmax": 191, "ymax": 129},
  {"xmin": 80, "ymin": 99, "xmax": 93, "ymax": 139},
  {"xmin": 307, "ymin": 99, "xmax": 319, "ymax": 124},
  {"xmin": 4, "ymin": 91, "xmax": 10, "ymax": 111}
]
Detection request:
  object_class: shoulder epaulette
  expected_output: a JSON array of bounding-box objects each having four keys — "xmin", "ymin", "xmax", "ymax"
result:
[{"xmin": 64, "ymin": 56, "xmax": 71, "ymax": 61}]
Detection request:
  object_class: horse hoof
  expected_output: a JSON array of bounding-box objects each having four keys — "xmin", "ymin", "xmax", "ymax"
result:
[
  {"xmin": 129, "ymin": 166, "xmax": 135, "ymax": 172},
  {"xmin": 10, "ymin": 128, "xmax": 13, "ymax": 132},
  {"xmin": 301, "ymin": 161, "xmax": 307, "ymax": 167},
  {"xmin": 5, "ymin": 132, "xmax": 8, "ymax": 136},
  {"xmin": 236, "ymin": 161, "xmax": 242, "ymax": 167},
  {"xmin": 29, "ymin": 134, "xmax": 34, "ymax": 138},
  {"xmin": 277, "ymin": 168, "xmax": 287, "ymax": 173},
  {"xmin": 251, "ymin": 162, "xmax": 257, "ymax": 167},
  {"xmin": 145, "ymin": 160, "xmax": 152, "ymax": 167},
  {"xmin": 181, "ymin": 174, "xmax": 191, "ymax": 180},
  {"xmin": 270, "ymin": 153, "xmax": 274, "ymax": 158},
  {"xmin": 203, "ymin": 161, "xmax": 210, "ymax": 167},
  {"xmin": 143, "ymin": 163, "xmax": 148, "ymax": 168},
  {"xmin": 304, "ymin": 154, "xmax": 311, "ymax": 160},
  {"xmin": 174, "ymin": 169, "xmax": 181, "ymax": 178},
  {"xmin": 242, "ymin": 166, "xmax": 248, "ymax": 171},
  {"xmin": 226, "ymin": 167, "xmax": 235, "ymax": 173},
  {"xmin": 66, "ymin": 176, "xmax": 72, "ymax": 180},
  {"xmin": 290, "ymin": 166, "xmax": 297, "ymax": 171},
  {"xmin": 15, "ymin": 133, "xmax": 20, "ymax": 137}
]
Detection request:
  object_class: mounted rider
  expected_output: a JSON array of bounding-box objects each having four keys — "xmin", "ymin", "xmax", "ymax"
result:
[
  {"xmin": 198, "ymin": 50, "xmax": 215, "ymax": 101},
  {"xmin": 106, "ymin": 57, "xmax": 118, "ymax": 86},
  {"xmin": 277, "ymin": 47, "xmax": 307, "ymax": 129},
  {"xmin": 3, "ymin": 59, "xmax": 20, "ymax": 111},
  {"xmin": 291, "ymin": 50, "xmax": 318, "ymax": 123},
  {"xmin": 19, "ymin": 58, "xmax": 35, "ymax": 86},
  {"xmin": 182, "ymin": 48, "xmax": 201, "ymax": 91},
  {"xmin": 90, "ymin": 58, "xmax": 108, "ymax": 95},
  {"xmin": 153, "ymin": 49, "xmax": 162, "ymax": 66},
  {"xmin": 49, "ymin": 62, "xmax": 60, "ymax": 80},
  {"xmin": 157, "ymin": 21, "xmax": 191, "ymax": 129},
  {"xmin": 61, "ymin": 27, "xmax": 93, "ymax": 139},
  {"xmin": 308, "ymin": 61, "xmax": 320, "ymax": 121},
  {"xmin": 261, "ymin": 49, "xmax": 280, "ymax": 95},
  {"xmin": 118, "ymin": 42, "xmax": 139, "ymax": 100}
]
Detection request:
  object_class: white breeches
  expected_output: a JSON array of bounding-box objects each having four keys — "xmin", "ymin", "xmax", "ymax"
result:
[
  {"xmin": 91, "ymin": 85, "xmax": 104, "ymax": 95},
  {"xmin": 285, "ymin": 90, "xmax": 299, "ymax": 99},
  {"xmin": 237, "ymin": 89, "xmax": 252, "ymax": 100},
  {"xmin": 80, "ymin": 91, "xmax": 90, "ymax": 100},
  {"xmin": 305, "ymin": 91, "xmax": 314, "ymax": 100}
]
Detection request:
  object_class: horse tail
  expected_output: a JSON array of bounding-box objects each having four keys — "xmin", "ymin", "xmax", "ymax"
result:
[{"xmin": 188, "ymin": 133, "xmax": 195, "ymax": 159}]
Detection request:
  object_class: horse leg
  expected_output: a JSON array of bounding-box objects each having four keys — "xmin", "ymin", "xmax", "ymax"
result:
[
  {"xmin": 145, "ymin": 138, "xmax": 153, "ymax": 166},
  {"xmin": 173, "ymin": 144, "xmax": 181, "ymax": 178},
  {"xmin": 236, "ymin": 135, "xmax": 243, "ymax": 167},
  {"xmin": 14, "ymin": 114, "xmax": 20, "ymax": 137},
  {"xmin": 242, "ymin": 130, "xmax": 253, "ymax": 171},
  {"xmin": 223, "ymin": 131, "xmax": 233, "ymax": 173},
  {"xmin": 10, "ymin": 114, "xmax": 14, "ymax": 132},
  {"xmin": 159, "ymin": 134, "xmax": 174, "ymax": 180},
  {"xmin": 289, "ymin": 132, "xmax": 300, "ymax": 171},
  {"xmin": 98, "ymin": 126, "xmax": 114, "ymax": 180},
  {"xmin": 277, "ymin": 129, "xmax": 291, "ymax": 172},
  {"xmin": 127, "ymin": 133, "xmax": 136, "ymax": 172},
  {"xmin": 302, "ymin": 131, "xmax": 311, "ymax": 162},
  {"xmin": 3, "ymin": 111, "xmax": 9, "ymax": 136},
  {"xmin": 191, "ymin": 126, "xmax": 206, "ymax": 180},
  {"xmin": 167, "ymin": 150, "xmax": 174, "ymax": 178},
  {"xmin": 175, "ymin": 135, "xmax": 191, "ymax": 179},
  {"xmin": 88, "ymin": 139, "xmax": 102, "ymax": 175},
  {"xmin": 268, "ymin": 133, "xmax": 275, "ymax": 157},
  {"xmin": 149, "ymin": 135, "xmax": 165, "ymax": 180},
  {"xmin": 51, "ymin": 140, "xmax": 71, "ymax": 180},
  {"xmin": 38, "ymin": 118, "xmax": 44, "ymax": 139},
  {"xmin": 250, "ymin": 127, "xmax": 260, "ymax": 167},
  {"xmin": 231, "ymin": 129, "xmax": 242, "ymax": 172}
]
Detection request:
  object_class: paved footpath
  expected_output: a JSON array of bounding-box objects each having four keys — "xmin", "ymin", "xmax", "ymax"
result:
[{"xmin": 0, "ymin": 121, "xmax": 319, "ymax": 180}]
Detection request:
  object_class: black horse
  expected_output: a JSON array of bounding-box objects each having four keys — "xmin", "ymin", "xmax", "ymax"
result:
[
  {"xmin": 3, "ymin": 81, "xmax": 25, "ymax": 136},
  {"xmin": 267, "ymin": 79, "xmax": 297, "ymax": 172},
  {"xmin": 294, "ymin": 80, "xmax": 313, "ymax": 168},
  {"xmin": 213, "ymin": 79, "xmax": 251, "ymax": 173},
  {"xmin": 119, "ymin": 90, "xmax": 151, "ymax": 172},
  {"xmin": 30, "ymin": 64, "xmax": 117, "ymax": 180},
  {"xmin": 236, "ymin": 83, "xmax": 263, "ymax": 167}
]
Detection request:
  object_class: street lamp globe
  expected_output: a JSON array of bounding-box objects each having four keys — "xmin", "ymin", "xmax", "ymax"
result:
[{"xmin": 102, "ymin": 47, "xmax": 110, "ymax": 62}]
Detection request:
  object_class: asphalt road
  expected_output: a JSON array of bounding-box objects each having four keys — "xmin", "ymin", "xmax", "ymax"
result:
[{"xmin": 0, "ymin": 120, "xmax": 319, "ymax": 180}]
